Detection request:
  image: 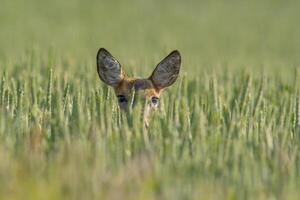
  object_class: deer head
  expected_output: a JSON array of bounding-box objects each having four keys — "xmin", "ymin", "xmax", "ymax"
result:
[{"xmin": 96, "ymin": 48, "xmax": 181, "ymax": 126}]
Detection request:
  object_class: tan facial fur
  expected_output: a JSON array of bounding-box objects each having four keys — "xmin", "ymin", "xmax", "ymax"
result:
[{"xmin": 97, "ymin": 48, "xmax": 181, "ymax": 126}]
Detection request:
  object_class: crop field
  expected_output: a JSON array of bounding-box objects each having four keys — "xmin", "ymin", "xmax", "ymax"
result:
[{"xmin": 1, "ymin": 0, "xmax": 300, "ymax": 199}]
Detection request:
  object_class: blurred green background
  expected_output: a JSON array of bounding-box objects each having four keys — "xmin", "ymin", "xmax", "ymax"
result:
[
  {"xmin": 1, "ymin": 0, "xmax": 300, "ymax": 199},
  {"xmin": 1, "ymin": 0, "xmax": 300, "ymax": 67}
]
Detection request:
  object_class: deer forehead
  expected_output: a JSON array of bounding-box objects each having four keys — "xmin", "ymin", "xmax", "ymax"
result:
[{"xmin": 113, "ymin": 77, "xmax": 159, "ymax": 97}]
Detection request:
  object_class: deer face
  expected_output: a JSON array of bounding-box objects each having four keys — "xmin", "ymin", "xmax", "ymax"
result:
[{"xmin": 96, "ymin": 48, "xmax": 181, "ymax": 126}]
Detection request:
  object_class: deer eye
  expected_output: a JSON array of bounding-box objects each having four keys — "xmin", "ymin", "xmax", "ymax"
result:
[
  {"xmin": 151, "ymin": 96, "xmax": 159, "ymax": 106},
  {"xmin": 117, "ymin": 95, "xmax": 127, "ymax": 104}
]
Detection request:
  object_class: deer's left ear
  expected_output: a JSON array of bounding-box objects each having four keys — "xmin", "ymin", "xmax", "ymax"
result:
[{"xmin": 150, "ymin": 50, "xmax": 181, "ymax": 89}]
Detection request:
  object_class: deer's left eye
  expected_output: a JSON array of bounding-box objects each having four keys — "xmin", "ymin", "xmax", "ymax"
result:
[{"xmin": 151, "ymin": 96, "xmax": 159, "ymax": 106}]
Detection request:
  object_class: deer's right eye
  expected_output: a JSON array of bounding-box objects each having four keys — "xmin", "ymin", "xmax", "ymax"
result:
[{"xmin": 117, "ymin": 95, "xmax": 127, "ymax": 104}]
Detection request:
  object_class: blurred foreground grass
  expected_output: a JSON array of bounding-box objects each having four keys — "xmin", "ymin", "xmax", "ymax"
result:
[{"xmin": 1, "ymin": 0, "xmax": 300, "ymax": 199}]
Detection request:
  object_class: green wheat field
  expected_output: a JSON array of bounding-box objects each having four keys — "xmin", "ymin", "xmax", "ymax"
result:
[{"xmin": 1, "ymin": 0, "xmax": 300, "ymax": 199}]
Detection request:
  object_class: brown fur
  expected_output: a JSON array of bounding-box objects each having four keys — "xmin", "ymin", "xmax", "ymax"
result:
[{"xmin": 114, "ymin": 77, "xmax": 160, "ymax": 99}]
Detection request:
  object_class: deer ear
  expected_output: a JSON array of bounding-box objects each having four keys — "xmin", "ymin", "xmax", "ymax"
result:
[
  {"xmin": 150, "ymin": 50, "xmax": 181, "ymax": 89},
  {"xmin": 97, "ymin": 48, "xmax": 125, "ymax": 86}
]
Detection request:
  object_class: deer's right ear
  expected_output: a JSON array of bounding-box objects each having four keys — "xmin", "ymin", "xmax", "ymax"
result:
[
  {"xmin": 150, "ymin": 50, "xmax": 181, "ymax": 90},
  {"xmin": 97, "ymin": 48, "xmax": 125, "ymax": 86}
]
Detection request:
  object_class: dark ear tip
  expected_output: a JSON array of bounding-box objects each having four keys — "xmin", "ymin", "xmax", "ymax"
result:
[
  {"xmin": 97, "ymin": 48, "xmax": 111, "ymax": 57},
  {"xmin": 172, "ymin": 49, "xmax": 180, "ymax": 54},
  {"xmin": 98, "ymin": 48, "xmax": 107, "ymax": 53},
  {"xmin": 170, "ymin": 50, "xmax": 181, "ymax": 59}
]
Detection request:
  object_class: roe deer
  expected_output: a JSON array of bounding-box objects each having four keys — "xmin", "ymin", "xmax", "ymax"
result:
[{"xmin": 96, "ymin": 48, "xmax": 181, "ymax": 126}]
